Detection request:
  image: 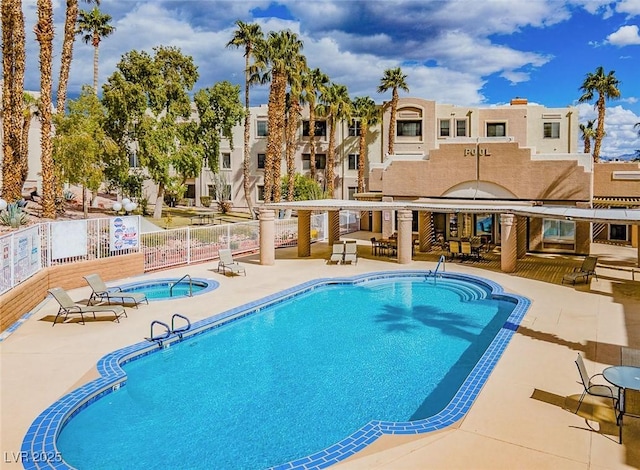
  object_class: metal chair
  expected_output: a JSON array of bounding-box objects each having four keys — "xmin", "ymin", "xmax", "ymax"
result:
[{"xmin": 575, "ymin": 353, "xmax": 618, "ymax": 413}]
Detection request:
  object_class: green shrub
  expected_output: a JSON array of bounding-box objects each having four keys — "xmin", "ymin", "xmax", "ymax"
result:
[
  {"xmin": 200, "ymin": 196, "xmax": 212, "ymax": 207},
  {"xmin": 0, "ymin": 203, "xmax": 29, "ymax": 228}
]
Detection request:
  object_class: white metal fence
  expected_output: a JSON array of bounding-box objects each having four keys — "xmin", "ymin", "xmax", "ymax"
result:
[{"xmin": 0, "ymin": 210, "xmax": 362, "ymax": 294}]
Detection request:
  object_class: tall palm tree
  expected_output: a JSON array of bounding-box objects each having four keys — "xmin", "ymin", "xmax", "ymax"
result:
[
  {"xmin": 579, "ymin": 119, "xmax": 595, "ymax": 156},
  {"xmin": 35, "ymin": 0, "xmax": 56, "ymax": 218},
  {"xmin": 1, "ymin": 0, "xmax": 26, "ymax": 202},
  {"xmin": 226, "ymin": 20, "xmax": 263, "ymax": 216},
  {"xmin": 57, "ymin": 0, "xmax": 98, "ymax": 114},
  {"xmin": 578, "ymin": 66, "xmax": 620, "ymax": 163},
  {"xmin": 377, "ymin": 67, "xmax": 409, "ymax": 157},
  {"xmin": 301, "ymin": 67, "xmax": 329, "ymax": 182},
  {"xmin": 284, "ymin": 55, "xmax": 307, "ymax": 202},
  {"xmin": 253, "ymin": 30, "xmax": 304, "ymax": 202},
  {"xmin": 352, "ymin": 96, "xmax": 380, "ymax": 194},
  {"xmin": 77, "ymin": 6, "xmax": 115, "ymax": 93},
  {"xmin": 318, "ymin": 82, "xmax": 351, "ymax": 197}
]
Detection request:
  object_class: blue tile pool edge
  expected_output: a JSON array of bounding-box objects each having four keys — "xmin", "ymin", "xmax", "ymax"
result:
[
  {"xmin": 20, "ymin": 270, "xmax": 531, "ymax": 470},
  {"xmin": 115, "ymin": 277, "xmax": 219, "ymax": 301}
]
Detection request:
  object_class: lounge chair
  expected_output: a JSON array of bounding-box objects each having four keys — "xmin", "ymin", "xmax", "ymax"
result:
[
  {"xmin": 328, "ymin": 242, "xmax": 344, "ymax": 264},
  {"xmin": 562, "ymin": 256, "xmax": 598, "ymax": 285},
  {"xmin": 217, "ymin": 249, "xmax": 246, "ymax": 276},
  {"xmin": 448, "ymin": 240, "xmax": 461, "ymax": 260},
  {"xmin": 48, "ymin": 287, "xmax": 127, "ymax": 326},
  {"xmin": 343, "ymin": 241, "xmax": 358, "ymax": 264},
  {"xmin": 84, "ymin": 274, "xmax": 148, "ymax": 308},
  {"xmin": 574, "ymin": 353, "xmax": 618, "ymax": 413}
]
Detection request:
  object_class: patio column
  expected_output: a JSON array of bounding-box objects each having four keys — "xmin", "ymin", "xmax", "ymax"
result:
[
  {"xmin": 500, "ymin": 213, "xmax": 517, "ymax": 273},
  {"xmin": 418, "ymin": 211, "xmax": 433, "ymax": 252},
  {"xmin": 259, "ymin": 209, "xmax": 275, "ymax": 265},
  {"xmin": 328, "ymin": 210, "xmax": 340, "ymax": 245},
  {"xmin": 516, "ymin": 215, "xmax": 527, "ymax": 259},
  {"xmin": 382, "ymin": 196, "xmax": 394, "ymax": 238},
  {"xmin": 637, "ymin": 224, "xmax": 640, "ymax": 267},
  {"xmin": 397, "ymin": 210, "xmax": 413, "ymax": 264},
  {"xmin": 297, "ymin": 210, "xmax": 311, "ymax": 257}
]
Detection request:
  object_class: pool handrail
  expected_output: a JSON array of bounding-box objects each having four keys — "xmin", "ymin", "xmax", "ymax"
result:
[
  {"xmin": 148, "ymin": 320, "xmax": 171, "ymax": 346},
  {"xmin": 171, "ymin": 313, "xmax": 191, "ymax": 339},
  {"xmin": 170, "ymin": 274, "xmax": 193, "ymax": 297},
  {"xmin": 433, "ymin": 254, "xmax": 446, "ymax": 279}
]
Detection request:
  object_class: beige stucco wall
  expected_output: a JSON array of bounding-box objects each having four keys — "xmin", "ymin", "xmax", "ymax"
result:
[{"xmin": 594, "ymin": 162, "xmax": 640, "ymax": 198}]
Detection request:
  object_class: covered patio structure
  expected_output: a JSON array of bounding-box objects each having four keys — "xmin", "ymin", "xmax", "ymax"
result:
[{"xmin": 260, "ymin": 199, "xmax": 640, "ymax": 272}]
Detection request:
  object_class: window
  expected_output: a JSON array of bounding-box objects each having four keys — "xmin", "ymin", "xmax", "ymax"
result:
[
  {"xmin": 257, "ymin": 185, "xmax": 264, "ymax": 202},
  {"xmin": 257, "ymin": 153, "xmax": 265, "ymax": 169},
  {"xmin": 302, "ymin": 153, "xmax": 326, "ymax": 170},
  {"xmin": 456, "ymin": 119, "xmax": 467, "ymax": 137},
  {"xmin": 543, "ymin": 122, "xmax": 560, "ymax": 139},
  {"xmin": 302, "ymin": 120, "xmax": 326, "ymax": 137},
  {"xmin": 128, "ymin": 152, "xmax": 139, "ymax": 168},
  {"xmin": 348, "ymin": 154, "xmax": 359, "ymax": 170},
  {"xmin": 348, "ymin": 187, "xmax": 357, "ymax": 200},
  {"xmin": 439, "ymin": 119, "xmax": 450, "ymax": 137},
  {"xmin": 348, "ymin": 120, "xmax": 361, "ymax": 137},
  {"xmin": 207, "ymin": 185, "xmax": 215, "ymax": 198},
  {"xmin": 257, "ymin": 120, "xmax": 268, "ymax": 137},
  {"xmin": 186, "ymin": 184, "xmax": 196, "ymax": 199},
  {"xmin": 609, "ymin": 224, "xmax": 628, "ymax": 241},
  {"xmin": 397, "ymin": 120, "xmax": 422, "ymax": 137},
  {"xmin": 542, "ymin": 219, "xmax": 575, "ymax": 242},
  {"xmin": 221, "ymin": 152, "xmax": 231, "ymax": 169},
  {"xmin": 486, "ymin": 122, "xmax": 506, "ymax": 137}
]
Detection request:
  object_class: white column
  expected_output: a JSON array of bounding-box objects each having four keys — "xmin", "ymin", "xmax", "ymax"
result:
[
  {"xmin": 397, "ymin": 210, "xmax": 413, "ymax": 264},
  {"xmin": 259, "ymin": 209, "xmax": 275, "ymax": 265}
]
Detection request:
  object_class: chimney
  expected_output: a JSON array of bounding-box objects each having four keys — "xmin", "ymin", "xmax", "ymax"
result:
[{"xmin": 510, "ymin": 97, "xmax": 528, "ymax": 106}]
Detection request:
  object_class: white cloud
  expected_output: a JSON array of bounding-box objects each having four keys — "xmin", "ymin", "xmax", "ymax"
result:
[
  {"xmin": 607, "ymin": 24, "xmax": 640, "ymax": 45},
  {"xmin": 576, "ymin": 103, "xmax": 640, "ymax": 157},
  {"xmin": 616, "ymin": 0, "xmax": 640, "ymax": 17}
]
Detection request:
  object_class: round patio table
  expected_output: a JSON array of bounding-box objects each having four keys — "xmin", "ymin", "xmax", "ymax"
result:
[{"xmin": 603, "ymin": 366, "xmax": 640, "ymax": 391}]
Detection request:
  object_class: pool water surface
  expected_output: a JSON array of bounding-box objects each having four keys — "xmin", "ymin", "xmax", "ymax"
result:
[{"xmin": 25, "ymin": 271, "xmax": 530, "ymax": 470}]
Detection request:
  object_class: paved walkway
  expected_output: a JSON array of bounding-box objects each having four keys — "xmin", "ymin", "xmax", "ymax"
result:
[{"xmin": 1, "ymin": 240, "xmax": 639, "ymax": 469}]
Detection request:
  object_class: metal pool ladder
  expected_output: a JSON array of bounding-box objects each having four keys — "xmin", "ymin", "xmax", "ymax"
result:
[
  {"xmin": 428, "ymin": 255, "xmax": 446, "ymax": 283},
  {"xmin": 147, "ymin": 313, "xmax": 192, "ymax": 346},
  {"xmin": 169, "ymin": 274, "xmax": 193, "ymax": 297}
]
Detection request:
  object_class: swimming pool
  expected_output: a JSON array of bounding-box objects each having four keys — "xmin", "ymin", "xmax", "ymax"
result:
[
  {"xmin": 23, "ymin": 271, "xmax": 530, "ymax": 470},
  {"xmin": 117, "ymin": 277, "xmax": 218, "ymax": 300}
]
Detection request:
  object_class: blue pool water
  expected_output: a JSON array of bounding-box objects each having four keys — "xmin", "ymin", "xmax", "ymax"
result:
[
  {"xmin": 118, "ymin": 277, "xmax": 218, "ymax": 300},
  {"xmin": 41, "ymin": 273, "xmax": 528, "ymax": 470}
]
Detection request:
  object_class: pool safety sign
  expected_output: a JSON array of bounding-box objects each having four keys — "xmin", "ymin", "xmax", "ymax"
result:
[{"xmin": 110, "ymin": 216, "xmax": 139, "ymax": 251}]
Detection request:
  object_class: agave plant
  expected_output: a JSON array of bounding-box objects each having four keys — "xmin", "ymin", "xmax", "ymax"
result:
[{"xmin": 0, "ymin": 202, "xmax": 29, "ymax": 228}]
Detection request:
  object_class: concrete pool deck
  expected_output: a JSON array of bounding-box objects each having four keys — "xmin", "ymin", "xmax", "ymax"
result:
[{"xmin": 1, "ymin": 239, "xmax": 640, "ymax": 469}]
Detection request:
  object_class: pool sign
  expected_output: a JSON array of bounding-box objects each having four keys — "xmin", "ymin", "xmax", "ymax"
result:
[{"xmin": 110, "ymin": 216, "xmax": 139, "ymax": 251}]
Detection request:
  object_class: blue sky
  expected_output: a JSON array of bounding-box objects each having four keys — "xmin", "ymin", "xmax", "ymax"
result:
[{"xmin": 17, "ymin": 0, "xmax": 640, "ymax": 157}]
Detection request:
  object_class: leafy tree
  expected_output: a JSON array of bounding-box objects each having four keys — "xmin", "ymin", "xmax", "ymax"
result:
[
  {"xmin": 193, "ymin": 81, "xmax": 245, "ymax": 173},
  {"xmin": 2, "ymin": 0, "xmax": 27, "ymax": 203},
  {"xmin": 579, "ymin": 119, "xmax": 595, "ymax": 156},
  {"xmin": 318, "ymin": 82, "xmax": 351, "ymax": 197},
  {"xmin": 77, "ymin": 6, "xmax": 115, "ymax": 93},
  {"xmin": 281, "ymin": 173, "xmax": 325, "ymax": 201},
  {"xmin": 377, "ymin": 67, "xmax": 409, "ymax": 157},
  {"xmin": 102, "ymin": 46, "xmax": 199, "ymax": 219},
  {"xmin": 226, "ymin": 20, "xmax": 263, "ymax": 217},
  {"xmin": 352, "ymin": 96, "xmax": 380, "ymax": 193},
  {"xmin": 578, "ymin": 66, "xmax": 621, "ymax": 163},
  {"xmin": 53, "ymin": 86, "xmax": 117, "ymax": 217}
]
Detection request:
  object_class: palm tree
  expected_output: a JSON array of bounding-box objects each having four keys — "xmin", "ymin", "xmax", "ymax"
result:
[
  {"xmin": 57, "ymin": 0, "xmax": 98, "ymax": 114},
  {"xmin": 1, "ymin": 0, "xmax": 26, "ymax": 202},
  {"xmin": 578, "ymin": 66, "xmax": 620, "ymax": 163},
  {"xmin": 377, "ymin": 67, "xmax": 409, "ymax": 157},
  {"xmin": 226, "ymin": 20, "xmax": 263, "ymax": 217},
  {"xmin": 579, "ymin": 119, "xmax": 595, "ymax": 156},
  {"xmin": 284, "ymin": 67, "xmax": 305, "ymax": 201},
  {"xmin": 301, "ymin": 67, "xmax": 329, "ymax": 182},
  {"xmin": 253, "ymin": 30, "xmax": 304, "ymax": 202},
  {"xmin": 318, "ymin": 82, "xmax": 351, "ymax": 197},
  {"xmin": 352, "ymin": 96, "xmax": 380, "ymax": 194},
  {"xmin": 77, "ymin": 6, "xmax": 115, "ymax": 93},
  {"xmin": 35, "ymin": 0, "xmax": 56, "ymax": 218},
  {"xmin": 19, "ymin": 93, "xmax": 41, "ymax": 188}
]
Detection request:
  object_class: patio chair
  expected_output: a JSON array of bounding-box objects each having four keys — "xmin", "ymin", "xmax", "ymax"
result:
[
  {"xmin": 343, "ymin": 241, "xmax": 358, "ymax": 264},
  {"xmin": 619, "ymin": 388, "xmax": 640, "ymax": 444},
  {"xmin": 574, "ymin": 353, "xmax": 618, "ymax": 413},
  {"xmin": 460, "ymin": 241, "xmax": 473, "ymax": 261},
  {"xmin": 328, "ymin": 242, "xmax": 345, "ymax": 264},
  {"xmin": 562, "ymin": 256, "xmax": 598, "ymax": 285},
  {"xmin": 48, "ymin": 287, "xmax": 127, "ymax": 326},
  {"xmin": 217, "ymin": 248, "xmax": 246, "ymax": 276},
  {"xmin": 84, "ymin": 274, "xmax": 148, "ymax": 308},
  {"xmin": 448, "ymin": 240, "xmax": 461, "ymax": 260}
]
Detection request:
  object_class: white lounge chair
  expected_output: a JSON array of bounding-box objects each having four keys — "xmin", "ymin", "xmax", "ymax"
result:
[
  {"xmin": 49, "ymin": 287, "xmax": 127, "ymax": 326},
  {"xmin": 217, "ymin": 249, "xmax": 246, "ymax": 276},
  {"xmin": 343, "ymin": 241, "xmax": 358, "ymax": 264},
  {"xmin": 328, "ymin": 243, "xmax": 344, "ymax": 264}
]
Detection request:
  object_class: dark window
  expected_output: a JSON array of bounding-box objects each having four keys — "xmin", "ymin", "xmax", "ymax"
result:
[
  {"xmin": 486, "ymin": 122, "xmax": 506, "ymax": 137},
  {"xmin": 222, "ymin": 152, "xmax": 231, "ymax": 169},
  {"xmin": 439, "ymin": 120, "xmax": 450, "ymax": 137},
  {"xmin": 397, "ymin": 120, "xmax": 422, "ymax": 137},
  {"xmin": 257, "ymin": 185, "xmax": 264, "ymax": 201},
  {"xmin": 257, "ymin": 153, "xmax": 266, "ymax": 169},
  {"xmin": 186, "ymin": 184, "xmax": 196, "ymax": 199},
  {"xmin": 543, "ymin": 122, "xmax": 560, "ymax": 139},
  {"xmin": 257, "ymin": 120, "xmax": 268, "ymax": 137},
  {"xmin": 302, "ymin": 120, "xmax": 326, "ymax": 137},
  {"xmin": 456, "ymin": 119, "xmax": 467, "ymax": 137},
  {"xmin": 302, "ymin": 153, "xmax": 326, "ymax": 170},
  {"xmin": 348, "ymin": 120, "xmax": 361, "ymax": 137},
  {"xmin": 348, "ymin": 154, "xmax": 359, "ymax": 170}
]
